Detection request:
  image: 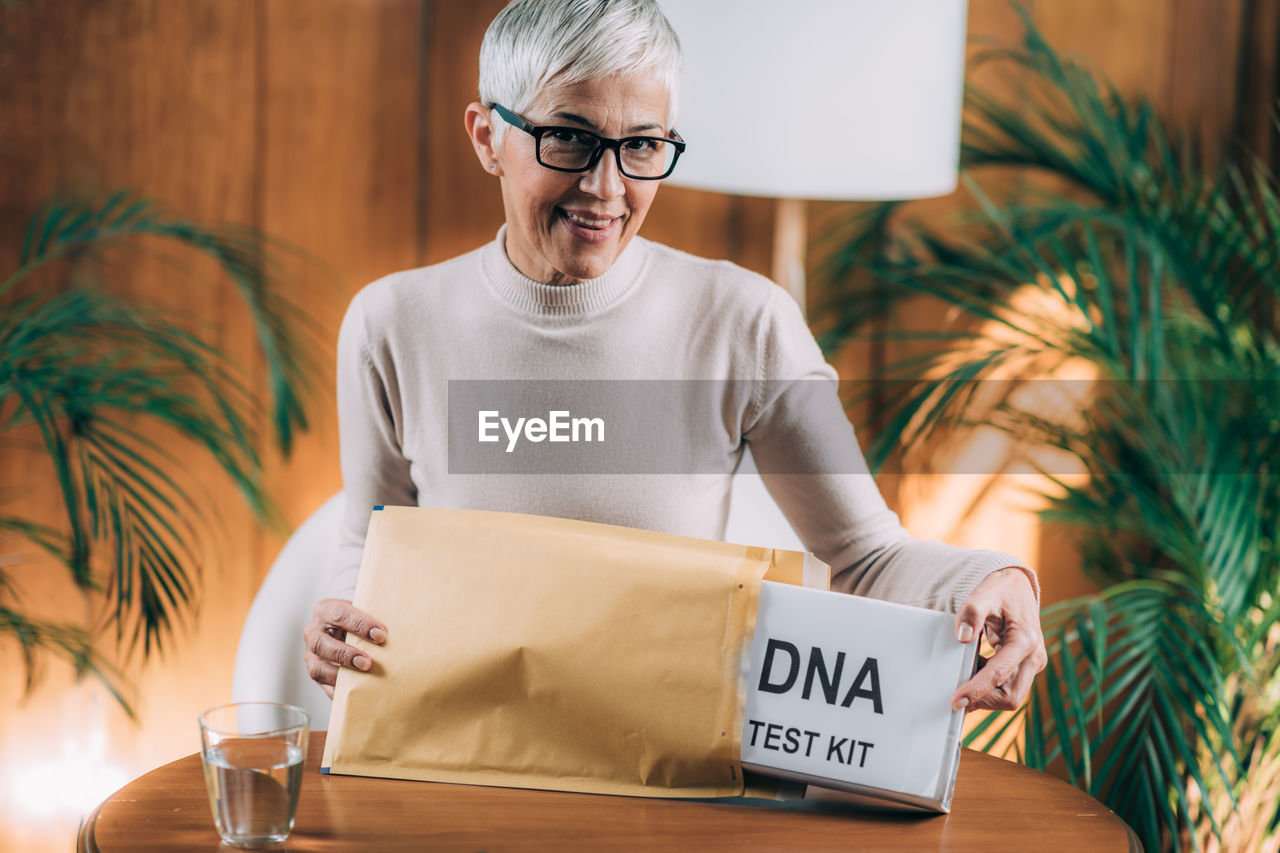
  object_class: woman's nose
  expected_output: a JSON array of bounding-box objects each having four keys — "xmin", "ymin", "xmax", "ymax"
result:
[{"xmin": 579, "ymin": 147, "xmax": 626, "ymax": 199}]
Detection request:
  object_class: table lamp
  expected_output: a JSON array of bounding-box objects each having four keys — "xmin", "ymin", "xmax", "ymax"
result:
[{"xmin": 659, "ymin": 0, "xmax": 970, "ymax": 310}]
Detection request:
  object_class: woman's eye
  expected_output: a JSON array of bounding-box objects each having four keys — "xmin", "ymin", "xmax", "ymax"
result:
[
  {"xmin": 623, "ymin": 138, "xmax": 660, "ymax": 152},
  {"xmin": 549, "ymin": 129, "xmax": 593, "ymax": 145}
]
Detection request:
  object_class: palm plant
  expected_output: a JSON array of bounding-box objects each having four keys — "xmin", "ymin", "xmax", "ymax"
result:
[
  {"xmin": 813, "ymin": 11, "xmax": 1279, "ymax": 852},
  {"xmin": 0, "ymin": 192, "xmax": 315, "ymax": 712}
]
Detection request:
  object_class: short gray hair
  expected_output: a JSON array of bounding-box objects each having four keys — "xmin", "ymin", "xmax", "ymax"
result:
[{"xmin": 479, "ymin": 0, "xmax": 683, "ymax": 146}]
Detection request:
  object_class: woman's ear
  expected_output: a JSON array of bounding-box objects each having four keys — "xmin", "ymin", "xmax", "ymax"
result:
[{"xmin": 464, "ymin": 102, "xmax": 504, "ymax": 176}]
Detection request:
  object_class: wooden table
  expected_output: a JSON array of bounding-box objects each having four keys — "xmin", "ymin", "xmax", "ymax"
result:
[{"xmin": 79, "ymin": 732, "xmax": 1138, "ymax": 851}]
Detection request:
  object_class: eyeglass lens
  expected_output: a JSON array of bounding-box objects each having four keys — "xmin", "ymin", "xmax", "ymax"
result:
[{"xmin": 539, "ymin": 129, "xmax": 677, "ymax": 178}]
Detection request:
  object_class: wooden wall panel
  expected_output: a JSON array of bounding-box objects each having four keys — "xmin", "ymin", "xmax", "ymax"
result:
[
  {"xmin": 643, "ymin": 187, "xmax": 736, "ymax": 265},
  {"xmin": 0, "ymin": 0, "xmax": 262, "ymax": 653},
  {"xmin": 1235, "ymin": 0, "xmax": 1280, "ymax": 168},
  {"xmin": 1166, "ymin": 0, "xmax": 1245, "ymax": 165},
  {"xmin": 0, "ymin": 2, "xmax": 257, "ymax": 231},
  {"xmin": 0, "ymin": 4, "xmax": 263, "ymax": 852},
  {"xmin": 0, "ymin": 2, "xmax": 425, "ymax": 850},
  {"xmin": 259, "ymin": 0, "xmax": 425, "ymax": 536},
  {"xmin": 1034, "ymin": 0, "xmax": 1178, "ymax": 100},
  {"xmin": 423, "ymin": 0, "xmax": 508, "ymax": 264}
]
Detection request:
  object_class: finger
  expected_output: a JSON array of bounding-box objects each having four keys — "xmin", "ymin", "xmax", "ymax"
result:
[
  {"xmin": 962, "ymin": 623, "xmax": 1046, "ymax": 710},
  {"xmin": 956, "ymin": 567, "xmax": 1041, "ymax": 642},
  {"xmin": 955, "ymin": 593, "xmax": 995, "ymax": 644},
  {"xmin": 1000, "ymin": 658, "xmax": 1038, "ymax": 707},
  {"xmin": 306, "ymin": 656, "xmax": 339, "ymax": 688},
  {"xmin": 1029, "ymin": 638, "xmax": 1048, "ymax": 674},
  {"xmin": 951, "ymin": 638, "xmax": 1031, "ymax": 710},
  {"xmin": 306, "ymin": 627, "xmax": 374, "ymax": 672},
  {"xmin": 314, "ymin": 599, "xmax": 388, "ymax": 644},
  {"xmin": 322, "ymin": 605, "xmax": 387, "ymax": 644},
  {"xmin": 955, "ymin": 577, "xmax": 1012, "ymax": 644},
  {"xmin": 968, "ymin": 658, "xmax": 1038, "ymax": 711},
  {"xmin": 322, "ymin": 683, "xmax": 334, "ymax": 700}
]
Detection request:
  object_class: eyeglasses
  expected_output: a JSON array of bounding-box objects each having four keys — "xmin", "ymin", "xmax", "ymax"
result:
[{"xmin": 489, "ymin": 103, "xmax": 686, "ymax": 180}]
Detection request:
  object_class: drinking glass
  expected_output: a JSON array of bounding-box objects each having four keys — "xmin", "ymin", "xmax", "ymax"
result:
[{"xmin": 199, "ymin": 702, "xmax": 310, "ymax": 849}]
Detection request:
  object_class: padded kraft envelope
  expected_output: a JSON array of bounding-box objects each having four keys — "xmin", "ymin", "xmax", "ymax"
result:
[{"xmin": 321, "ymin": 505, "xmax": 828, "ymax": 797}]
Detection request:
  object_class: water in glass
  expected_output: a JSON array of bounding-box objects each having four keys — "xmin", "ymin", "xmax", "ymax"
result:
[{"xmin": 202, "ymin": 737, "xmax": 304, "ymax": 848}]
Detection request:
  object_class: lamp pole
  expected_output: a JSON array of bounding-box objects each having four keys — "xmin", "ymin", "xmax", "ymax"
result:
[{"xmin": 772, "ymin": 198, "xmax": 808, "ymax": 314}]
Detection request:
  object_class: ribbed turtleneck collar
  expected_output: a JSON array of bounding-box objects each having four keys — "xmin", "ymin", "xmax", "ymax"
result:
[{"xmin": 480, "ymin": 225, "xmax": 647, "ymax": 317}]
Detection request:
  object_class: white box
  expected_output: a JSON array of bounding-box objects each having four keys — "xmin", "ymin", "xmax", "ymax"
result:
[{"xmin": 741, "ymin": 581, "xmax": 977, "ymax": 812}]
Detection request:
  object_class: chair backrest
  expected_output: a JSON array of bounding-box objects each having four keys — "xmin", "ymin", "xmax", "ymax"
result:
[
  {"xmin": 231, "ymin": 492, "xmax": 343, "ymax": 729},
  {"xmin": 231, "ymin": 453, "xmax": 803, "ymax": 731}
]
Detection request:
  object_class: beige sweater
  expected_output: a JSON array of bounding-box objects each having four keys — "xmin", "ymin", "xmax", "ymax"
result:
[{"xmin": 329, "ymin": 229, "xmax": 1035, "ymax": 608}]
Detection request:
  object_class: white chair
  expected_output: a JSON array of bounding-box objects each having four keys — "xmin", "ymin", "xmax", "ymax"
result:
[
  {"xmin": 232, "ymin": 492, "xmax": 343, "ymax": 729},
  {"xmin": 231, "ymin": 455, "xmax": 803, "ymax": 730}
]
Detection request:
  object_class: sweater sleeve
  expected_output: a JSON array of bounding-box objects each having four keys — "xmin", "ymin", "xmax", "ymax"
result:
[
  {"xmin": 744, "ymin": 287, "xmax": 1040, "ymax": 613},
  {"xmin": 327, "ymin": 289, "xmax": 418, "ymax": 600}
]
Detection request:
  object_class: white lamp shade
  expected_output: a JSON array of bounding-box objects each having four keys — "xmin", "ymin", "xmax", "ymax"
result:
[{"xmin": 660, "ymin": 0, "xmax": 969, "ymax": 200}]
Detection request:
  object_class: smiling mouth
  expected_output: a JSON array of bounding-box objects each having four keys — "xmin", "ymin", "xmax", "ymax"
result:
[{"xmin": 558, "ymin": 208, "xmax": 619, "ymax": 230}]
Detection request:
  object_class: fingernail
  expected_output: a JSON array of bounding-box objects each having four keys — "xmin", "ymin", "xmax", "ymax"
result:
[
  {"xmin": 353, "ymin": 655, "xmax": 372, "ymax": 671},
  {"xmin": 952, "ymin": 697, "xmax": 969, "ymax": 712},
  {"xmin": 958, "ymin": 624, "xmax": 974, "ymax": 643},
  {"xmin": 369, "ymin": 627, "xmax": 387, "ymax": 644}
]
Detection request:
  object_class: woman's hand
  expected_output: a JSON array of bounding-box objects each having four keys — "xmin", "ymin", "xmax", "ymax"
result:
[
  {"xmin": 951, "ymin": 567, "xmax": 1047, "ymax": 712},
  {"xmin": 303, "ymin": 598, "xmax": 388, "ymax": 699}
]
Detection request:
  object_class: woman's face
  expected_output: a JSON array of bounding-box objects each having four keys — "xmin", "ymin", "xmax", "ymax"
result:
[{"xmin": 478, "ymin": 74, "xmax": 669, "ymax": 285}]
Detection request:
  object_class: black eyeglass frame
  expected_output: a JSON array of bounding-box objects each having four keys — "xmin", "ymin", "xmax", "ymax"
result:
[{"xmin": 489, "ymin": 102, "xmax": 686, "ymax": 181}]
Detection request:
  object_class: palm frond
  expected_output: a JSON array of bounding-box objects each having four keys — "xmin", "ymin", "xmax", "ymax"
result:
[
  {"xmin": 0, "ymin": 604, "xmax": 134, "ymax": 718},
  {"xmin": 0, "ymin": 191, "xmax": 317, "ymax": 692},
  {"xmin": 969, "ymin": 582, "xmax": 1238, "ymax": 852},
  {"xmin": 814, "ymin": 5, "xmax": 1280, "ymax": 849},
  {"xmin": 4, "ymin": 192, "xmax": 315, "ymax": 456}
]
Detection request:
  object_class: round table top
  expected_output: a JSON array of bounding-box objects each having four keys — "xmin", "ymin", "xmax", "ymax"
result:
[{"xmin": 80, "ymin": 731, "xmax": 1138, "ymax": 852}]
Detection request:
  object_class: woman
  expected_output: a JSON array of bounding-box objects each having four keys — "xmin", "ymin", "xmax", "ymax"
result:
[{"xmin": 304, "ymin": 0, "xmax": 1045, "ymax": 716}]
